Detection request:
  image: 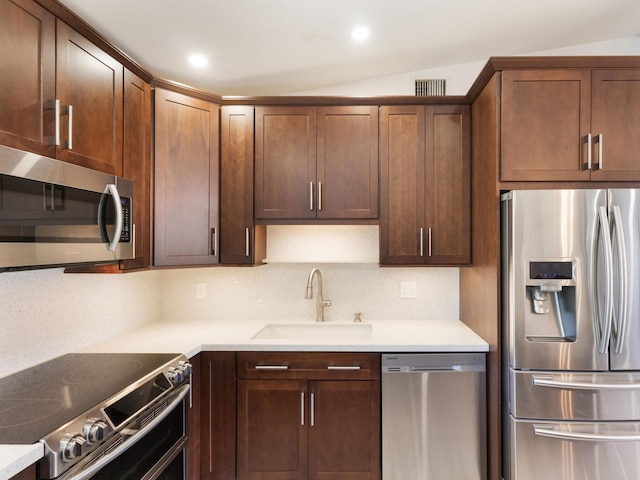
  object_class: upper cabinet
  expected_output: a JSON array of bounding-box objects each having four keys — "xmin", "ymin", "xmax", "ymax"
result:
[
  {"xmin": 54, "ymin": 20, "xmax": 124, "ymax": 174},
  {"xmin": 379, "ymin": 104, "xmax": 470, "ymax": 266},
  {"xmin": 121, "ymin": 70, "xmax": 151, "ymax": 270},
  {"xmin": 154, "ymin": 89, "xmax": 220, "ymax": 267},
  {"xmin": 254, "ymin": 106, "xmax": 379, "ymax": 221},
  {"xmin": 316, "ymin": 106, "xmax": 379, "ymax": 219},
  {"xmin": 501, "ymin": 68, "xmax": 640, "ymax": 182},
  {"xmin": 0, "ymin": 0, "xmax": 56, "ymax": 157},
  {"xmin": 254, "ymin": 106, "xmax": 317, "ymax": 220},
  {"xmin": 220, "ymin": 106, "xmax": 266, "ymax": 265},
  {"xmin": 0, "ymin": 0, "xmax": 124, "ymax": 175}
]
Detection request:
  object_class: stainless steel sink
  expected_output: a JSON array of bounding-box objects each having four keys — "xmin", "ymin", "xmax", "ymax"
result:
[{"xmin": 251, "ymin": 322, "xmax": 373, "ymax": 340}]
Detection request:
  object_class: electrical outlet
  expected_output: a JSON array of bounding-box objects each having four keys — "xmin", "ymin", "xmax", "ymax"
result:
[
  {"xmin": 400, "ymin": 281, "xmax": 417, "ymax": 299},
  {"xmin": 196, "ymin": 283, "xmax": 207, "ymax": 299}
]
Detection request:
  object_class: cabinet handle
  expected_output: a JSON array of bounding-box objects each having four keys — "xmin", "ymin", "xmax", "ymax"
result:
[
  {"xmin": 62, "ymin": 105, "xmax": 73, "ymax": 150},
  {"xmin": 300, "ymin": 391, "xmax": 305, "ymax": 426},
  {"xmin": 310, "ymin": 392, "xmax": 315, "ymax": 427},
  {"xmin": 419, "ymin": 228, "xmax": 424, "ymax": 257},
  {"xmin": 44, "ymin": 99, "xmax": 60, "ymax": 146},
  {"xmin": 245, "ymin": 227, "xmax": 250, "ymax": 257},
  {"xmin": 254, "ymin": 365, "xmax": 289, "ymax": 370},
  {"xmin": 428, "ymin": 227, "xmax": 433, "ymax": 257},
  {"xmin": 309, "ymin": 182, "xmax": 314, "ymax": 211},
  {"xmin": 211, "ymin": 228, "xmax": 217, "ymax": 256},
  {"xmin": 594, "ymin": 134, "xmax": 603, "ymax": 170},
  {"xmin": 582, "ymin": 133, "xmax": 592, "ymax": 171},
  {"xmin": 318, "ymin": 182, "xmax": 323, "ymax": 211},
  {"xmin": 327, "ymin": 366, "xmax": 361, "ymax": 371}
]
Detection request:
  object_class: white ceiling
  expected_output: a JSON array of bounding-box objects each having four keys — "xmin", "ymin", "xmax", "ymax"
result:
[{"xmin": 59, "ymin": 0, "xmax": 640, "ymax": 96}]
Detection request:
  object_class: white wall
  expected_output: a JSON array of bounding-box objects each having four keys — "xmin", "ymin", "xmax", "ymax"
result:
[
  {"xmin": 289, "ymin": 36, "xmax": 640, "ymax": 96},
  {"xmin": 2, "ymin": 36, "xmax": 639, "ymax": 378}
]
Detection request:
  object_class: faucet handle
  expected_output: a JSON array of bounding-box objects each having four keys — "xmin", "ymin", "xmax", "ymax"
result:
[{"xmin": 354, "ymin": 312, "xmax": 363, "ymax": 323}]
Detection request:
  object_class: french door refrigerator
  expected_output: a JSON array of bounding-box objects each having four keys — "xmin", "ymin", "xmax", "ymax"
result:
[{"xmin": 502, "ymin": 189, "xmax": 640, "ymax": 480}]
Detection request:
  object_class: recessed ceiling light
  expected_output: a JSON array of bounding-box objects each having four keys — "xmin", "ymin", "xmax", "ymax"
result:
[
  {"xmin": 188, "ymin": 53, "xmax": 208, "ymax": 68},
  {"xmin": 351, "ymin": 26, "xmax": 370, "ymax": 42}
]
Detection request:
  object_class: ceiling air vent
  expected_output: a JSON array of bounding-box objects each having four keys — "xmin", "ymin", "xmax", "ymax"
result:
[{"xmin": 415, "ymin": 79, "xmax": 446, "ymax": 96}]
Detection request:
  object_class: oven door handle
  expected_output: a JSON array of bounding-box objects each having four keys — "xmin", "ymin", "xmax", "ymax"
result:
[{"xmin": 63, "ymin": 384, "xmax": 189, "ymax": 480}]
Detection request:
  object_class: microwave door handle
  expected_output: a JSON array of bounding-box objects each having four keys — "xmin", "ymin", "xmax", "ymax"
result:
[
  {"xmin": 97, "ymin": 184, "xmax": 123, "ymax": 252},
  {"xmin": 611, "ymin": 204, "xmax": 628, "ymax": 353}
]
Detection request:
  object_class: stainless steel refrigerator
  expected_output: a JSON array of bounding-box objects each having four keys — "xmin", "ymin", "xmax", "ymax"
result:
[{"xmin": 502, "ymin": 189, "xmax": 640, "ymax": 480}]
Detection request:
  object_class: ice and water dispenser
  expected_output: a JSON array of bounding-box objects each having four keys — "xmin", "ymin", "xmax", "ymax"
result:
[{"xmin": 525, "ymin": 260, "xmax": 577, "ymax": 341}]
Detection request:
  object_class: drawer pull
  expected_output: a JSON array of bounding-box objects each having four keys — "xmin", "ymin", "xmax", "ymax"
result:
[
  {"xmin": 255, "ymin": 365, "xmax": 289, "ymax": 370},
  {"xmin": 327, "ymin": 366, "xmax": 361, "ymax": 371}
]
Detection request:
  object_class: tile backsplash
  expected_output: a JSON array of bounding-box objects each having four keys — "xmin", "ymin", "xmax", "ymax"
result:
[{"xmin": 0, "ymin": 262, "xmax": 458, "ymax": 377}]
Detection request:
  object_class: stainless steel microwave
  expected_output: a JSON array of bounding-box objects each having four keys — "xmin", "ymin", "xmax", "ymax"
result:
[{"xmin": 0, "ymin": 145, "xmax": 134, "ymax": 270}]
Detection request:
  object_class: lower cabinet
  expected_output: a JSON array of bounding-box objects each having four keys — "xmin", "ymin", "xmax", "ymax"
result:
[
  {"xmin": 236, "ymin": 352, "xmax": 381, "ymax": 480},
  {"xmin": 8, "ymin": 464, "xmax": 35, "ymax": 480},
  {"xmin": 199, "ymin": 352, "xmax": 237, "ymax": 480}
]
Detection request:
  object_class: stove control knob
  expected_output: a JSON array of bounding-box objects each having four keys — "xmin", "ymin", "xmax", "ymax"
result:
[
  {"xmin": 168, "ymin": 366, "xmax": 183, "ymax": 384},
  {"xmin": 60, "ymin": 433, "xmax": 86, "ymax": 462},
  {"xmin": 179, "ymin": 360, "xmax": 193, "ymax": 376},
  {"xmin": 83, "ymin": 418, "xmax": 110, "ymax": 444}
]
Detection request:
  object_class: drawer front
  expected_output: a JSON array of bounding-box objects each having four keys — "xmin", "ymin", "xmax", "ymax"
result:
[
  {"xmin": 508, "ymin": 417, "xmax": 640, "ymax": 480},
  {"xmin": 237, "ymin": 352, "xmax": 380, "ymax": 380},
  {"xmin": 510, "ymin": 369, "xmax": 640, "ymax": 421}
]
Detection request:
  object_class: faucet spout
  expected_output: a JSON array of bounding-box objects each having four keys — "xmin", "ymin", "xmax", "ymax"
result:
[{"xmin": 305, "ymin": 268, "xmax": 331, "ymax": 322}]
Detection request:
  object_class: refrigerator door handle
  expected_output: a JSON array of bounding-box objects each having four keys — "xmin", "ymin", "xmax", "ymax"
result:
[
  {"xmin": 534, "ymin": 424, "xmax": 640, "ymax": 442},
  {"xmin": 532, "ymin": 375, "xmax": 640, "ymax": 390},
  {"xmin": 611, "ymin": 204, "xmax": 628, "ymax": 354},
  {"xmin": 592, "ymin": 205, "xmax": 614, "ymax": 354}
]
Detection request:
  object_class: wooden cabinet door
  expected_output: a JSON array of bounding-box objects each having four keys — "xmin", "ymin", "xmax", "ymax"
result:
[
  {"xmin": 55, "ymin": 20, "xmax": 123, "ymax": 174},
  {"xmin": 316, "ymin": 106, "xmax": 379, "ymax": 219},
  {"xmin": 0, "ymin": 0, "xmax": 56, "ymax": 157},
  {"xmin": 308, "ymin": 381, "xmax": 380, "ymax": 480},
  {"xmin": 121, "ymin": 70, "xmax": 151, "ymax": 270},
  {"xmin": 154, "ymin": 89, "xmax": 220, "ymax": 266},
  {"xmin": 237, "ymin": 379, "xmax": 308, "ymax": 480},
  {"xmin": 590, "ymin": 69, "xmax": 640, "ymax": 181},
  {"xmin": 500, "ymin": 69, "xmax": 591, "ymax": 181},
  {"xmin": 200, "ymin": 352, "xmax": 236, "ymax": 480},
  {"xmin": 255, "ymin": 107, "xmax": 316, "ymax": 220},
  {"xmin": 426, "ymin": 105, "xmax": 470, "ymax": 265},
  {"xmin": 379, "ymin": 105, "xmax": 426, "ymax": 265},
  {"xmin": 187, "ymin": 354, "xmax": 202, "ymax": 480},
  {"xmin": 220, "ymin": 106, "xmax": 266, "ymax": 264},
  {"xmin": 8, "ymin": 464, "xmax": 36, "ymax": 480}
]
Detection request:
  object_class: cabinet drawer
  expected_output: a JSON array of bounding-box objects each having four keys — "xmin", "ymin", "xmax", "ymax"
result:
[{"xmin": 237, "ymin": 352, "xmax": 380, "ymax": 381}]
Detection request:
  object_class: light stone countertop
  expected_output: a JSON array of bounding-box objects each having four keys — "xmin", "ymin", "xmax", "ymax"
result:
[
  {"xmin": 0, "ymin": 318, "xmax": 487, "ymax": 478},
  {"xmin": 77, "ymin": 318, "xmax": 489, "ymax": 356},
  {"xmin": 0, "ymin": 444, "xmax": 43, "ymax": 480}
]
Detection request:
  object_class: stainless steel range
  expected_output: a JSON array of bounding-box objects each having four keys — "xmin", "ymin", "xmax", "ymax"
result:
[{"xmin": 0, "ymin": 352, "xmax": 192, "ymax": 479}]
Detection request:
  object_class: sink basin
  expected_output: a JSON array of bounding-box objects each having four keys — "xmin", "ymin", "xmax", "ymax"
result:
[{"xmin": 251, "ymin": 322, "xmax": 373, "ymax": 340}]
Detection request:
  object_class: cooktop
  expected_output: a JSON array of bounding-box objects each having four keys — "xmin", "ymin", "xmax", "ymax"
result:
[{"xmin": 0, "ymin": 352, "xmax": 181, "ymax": 444}]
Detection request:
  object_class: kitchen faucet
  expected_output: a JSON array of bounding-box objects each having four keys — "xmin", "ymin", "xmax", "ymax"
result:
[{"xmin": 304, "ymin": 268, "xmax": 332, "ymax": 322}]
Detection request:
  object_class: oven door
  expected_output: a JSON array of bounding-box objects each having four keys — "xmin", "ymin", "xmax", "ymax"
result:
[{"xmin": 53, "ymin": 385, "xmax": 189, "ymax": 480}]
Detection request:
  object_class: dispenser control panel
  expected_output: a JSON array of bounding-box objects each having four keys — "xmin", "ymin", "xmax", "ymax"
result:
[{"xmin": 529, "ymin": 261, "xmax": 573, "ymax": 280}]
